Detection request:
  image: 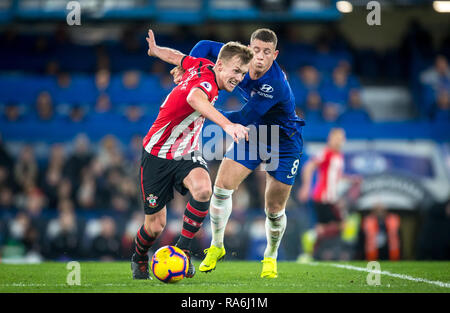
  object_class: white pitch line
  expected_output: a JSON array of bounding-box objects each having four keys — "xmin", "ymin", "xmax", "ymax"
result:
[{"xmin": 310, "ymin": 262, "xmax": 450, "ymax": 289}]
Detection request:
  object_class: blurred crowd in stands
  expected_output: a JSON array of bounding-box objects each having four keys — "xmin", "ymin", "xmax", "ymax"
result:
[{"xmin": 0, "ymin": 21, "xmax": 449, "ymax": 261}]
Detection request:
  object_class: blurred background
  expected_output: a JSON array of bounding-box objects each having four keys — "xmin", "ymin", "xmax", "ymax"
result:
[{"xmin": 0, "ymin": 0, "xmax": 449, "ymax": 263}]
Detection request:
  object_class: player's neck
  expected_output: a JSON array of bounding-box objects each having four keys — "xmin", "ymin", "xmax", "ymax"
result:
[
  {"xmin": 249, "ymin": 67, "xmax": 268, "ymax": 80},
  {"xmin": 328, "ymin": 145, "xmax": 341, "ymax": 152}
]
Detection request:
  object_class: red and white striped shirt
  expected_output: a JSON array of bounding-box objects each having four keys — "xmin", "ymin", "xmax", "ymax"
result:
[
  {"xmin": 312, "ymin": 147, "xmax": 344, "ymax": 203},
  {"xmin": 143, "ymin": 56, "xmax": 218, "ymax": 159}
]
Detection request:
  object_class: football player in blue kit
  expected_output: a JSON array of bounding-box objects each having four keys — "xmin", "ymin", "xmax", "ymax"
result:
[{"xmin": 172, "ymin": 28, "xmax": 305, "ymax": 278}]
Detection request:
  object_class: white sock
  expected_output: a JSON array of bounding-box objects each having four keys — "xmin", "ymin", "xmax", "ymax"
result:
[
  {"xmin": 209, "ymin": 186, "xmax": 233, "ymax": 249},
  {"xmin": 264, "ymin": 208, "xmax": 287, "ymax": 259}
]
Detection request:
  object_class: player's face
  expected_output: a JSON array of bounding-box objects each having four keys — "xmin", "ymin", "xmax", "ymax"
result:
[
  {"xmin": 329, "ymin": 130, "xmax": 346, "ymax": 150},
  {"xmin": 249, "ymin": 39, "xmax": 278, "ymax": 74},
  {"xmin": 216, "ymin": 55, "xmax": 249, "ymax": 92}
]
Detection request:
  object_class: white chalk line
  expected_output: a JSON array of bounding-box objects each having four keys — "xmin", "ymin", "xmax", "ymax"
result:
[{"xmin": 309, "ymin": 262, "xmax": 450, "ymax": 289}]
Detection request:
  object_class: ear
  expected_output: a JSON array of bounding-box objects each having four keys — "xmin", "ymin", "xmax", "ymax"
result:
[
  {"xmin": 216, "ymin": 59, "xmax": 223, "ymax": 71},
  {"xmin": 273, "ymin": 50, "xmax": 279, "ymax": 60}
]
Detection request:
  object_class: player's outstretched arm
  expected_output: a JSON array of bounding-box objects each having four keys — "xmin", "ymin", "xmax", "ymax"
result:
[
  {"xmin": 169, "ymin": 40, "xmax": 224, "ymax": 84},
  {"xmin": 146, "ymin": 29, "xmax": 185, "ymax": 66},
  {"xmin": 187, "ymin": 88, "xmax": 249, "ymax": 143},
  {"xmin": 221, "ymin": 84, "xmax": 281, "ymax": 125},
  {"xmin": 190, "ymin": 40, "xmax": 224, "ymax": 59}
]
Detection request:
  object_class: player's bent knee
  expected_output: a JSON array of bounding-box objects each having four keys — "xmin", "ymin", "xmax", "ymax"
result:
[
  {"xmin": 191, "ymin": 185, "xmax": 212, "ymax": 202},
  {"xmin": 144, "ymin": 216, "xmax": 166, "ymax": 238}
]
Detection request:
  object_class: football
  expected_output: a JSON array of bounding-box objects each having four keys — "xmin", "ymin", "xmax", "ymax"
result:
[{"xmin": 151, "ymin": 245, "xmax": 189, "ymax": 283}]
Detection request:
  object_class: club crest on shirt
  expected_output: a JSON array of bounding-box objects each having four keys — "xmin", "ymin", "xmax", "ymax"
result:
[{"xmin": 146, "ymin": 194, "xmax": 158, "ymax": 207}]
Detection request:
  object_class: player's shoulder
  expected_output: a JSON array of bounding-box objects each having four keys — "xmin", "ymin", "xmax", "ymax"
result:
[
  {"xmin": 199, "ymin": 63, "xmax": 218, "ymax": 87},
  {"xmin": 181, "ymin": 55, "xmax": 214, "ymax": 69},
  {"xmin": 257, "ymin": 62, "xmax": 289, "ymax": 95},
  {"xmin": 316, "ymin": 147, "xmax": 332, "ymax": 161},
  {"xmin": 193, "ymin": 64, "xmax": 219, "ymax": 98}
]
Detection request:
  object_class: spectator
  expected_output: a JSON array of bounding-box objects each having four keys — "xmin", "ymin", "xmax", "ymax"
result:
[
  {"xmin": 124, "ymin": 105, "xmax": 144, "ymax": 123},
  {"xmin": 76, "ymin": 167, "xmax": 97, "ymax": 209},
  {"xmin": 0, "ymin": 186, "xmax": 15, "ymax": 209},
  {"xmin": 5, "ymin": 212, "xmax": 42, "ymax": 259},
  {"xmin": 90, "ymin": 93, "xmax": 120, "ymax": 124},
  {"xmin": 44, "ymin": 200, "xmax": 83, "ymax": 260},
  {"xmin": 294, "ymin": 65, "xmax": 321, "ymax": 108},
  {"xmin": 0, "ymin": 134, "xmax": 16, "ymax": 194},
  {"xmin": 322, "ymin": 103, "xmax": 340, "ymax": 123},
  {"xmin": 97, "ymin": 135, "xmax": 123, "ymax": 171},
  {"xmin": 420, "ymin": 54, "xmax": 450, "ymax": 92},
  {"xmin": 339, "ymin": 89, "xmax": 372, "ymax": 123},
  {"xmin": 45, "ymin": 60, "xmax": 60, "ymax": 76},
  {"xmin": 304, "ymin": 91, "xmax": 322, "ymax": 122},
  {"xmin": 21, "ymin": 180, "xmax": 47, "ymax": 217},
  {"xmin": 320, "ymin": 66, "xmax": 351, "ymax": 111},
  {"xmin": 95, "ymin": 68, "xmax": 111, "ymax": 92},
  {"xmin": 121, "ymin": 211, "xmax": 144, "ymax": 259},
  {"xmin": 313, "ymin": 37, "xmax": 340, "ymax": 73},
  {"xmin": 56, "ymin": 71, "xmax": 71, "ymax": 90},
  {"xmin": 433, "ymin": 90, "xmax": 450, "ymax": 122},
  {"xmin": 125, "ymin": 134, "xmax": 143, "ymax": 166},
  {"xmin": 35, "ymin": 91, "xmax": 54, "ymax": 122},
  {"xmin": 151, "ymin": 60, "xmax": 167, "ymax": 76},
  {"xmin": 14, "ymin": 145, "xmax": 38, "ymax": 190},
  {"xmin": 42, "ymin": 144, "xmax": 66, "ymax": 208},
  {"xmin": 116, "ymin": 176, "xmax": 139, "ymax": 212},
  {"xmin": 68, "ymin": 105, "xmax": 86, "ymax": 123},
  {"xmin": 301, "ymin": 65, "xmax": 321, "ymax": 89},
  {"xmin": 57, "ymin": 178, "xmax": 73, "ymax": 203},
  {"xmin": 96, "ymin": 47, "xmax": 110, "ymax": 71},
  {"xmin": 91, "ymin": 216, "xmax": 122, "ymax": 260},
  {"xmin": 122, "ymin": 70, "xmax": 140, "ymax": 90},
  {"xmin": 63, "ymin": 134, "xmax": 93, "ymax": 187},
  {"xmin": 94, "ymin": 93, "xmax": 112, "ymax": 114},
  {"xmin": 2, "ymin": 103, "xmax": 23, "ymax": 123}
]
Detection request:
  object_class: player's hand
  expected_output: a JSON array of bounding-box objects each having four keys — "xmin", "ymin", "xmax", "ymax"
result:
[
  {"xmin": 146, "ymin": 29, "xmax": 157, "ymax": 57},
  {"xmin": 297, "ymin": 185, "xmax": 310, "ymax": 203},
  {"xmin": 224, "ymin": 123, "xmax": 249, "ymax": 143},
  {"xmin": 170, "ymin": 66, "xmax": 185, "ymax": 84}
]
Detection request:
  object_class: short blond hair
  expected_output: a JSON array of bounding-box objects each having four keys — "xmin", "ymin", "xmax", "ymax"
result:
[{"xmin": 217, "ymin": 41, "xmax": 254, "ymax": 65}]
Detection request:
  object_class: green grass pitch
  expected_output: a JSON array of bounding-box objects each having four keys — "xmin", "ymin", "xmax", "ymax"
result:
[{"xmin": 0, "ymin": 261, "xmax": 449, "ymax": 293}]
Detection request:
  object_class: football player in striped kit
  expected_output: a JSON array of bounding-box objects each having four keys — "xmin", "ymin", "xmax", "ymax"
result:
[{"xmin": 131, "ymin": 30, "xmax": 253, "ymax": 280}]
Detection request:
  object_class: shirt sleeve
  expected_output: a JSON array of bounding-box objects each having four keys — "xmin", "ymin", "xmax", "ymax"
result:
[
  {"xmin": 181, "ymin": 55, "xmax": 199, "ymax": 71},
  {"xmin": 314, "ymin": 149, "xmax": 330, "ymax": 166},
  {"xmin": 189, "ymin": 40, "xmax": 224, "ymax": 62},
  {"xmin": 191, "ymin": 79, "xmax": 217, "ymax": 102},
  {"xmin": 221, "ymin": 82, "xmax": 284, "ymax": 125}
]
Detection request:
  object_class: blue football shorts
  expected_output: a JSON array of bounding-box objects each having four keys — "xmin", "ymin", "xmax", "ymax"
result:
[{"xmin": 224, "ymin": 127, "xmax": 303, "ymax": 185}]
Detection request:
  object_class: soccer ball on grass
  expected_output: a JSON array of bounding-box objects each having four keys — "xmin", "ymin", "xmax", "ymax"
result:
[{"xmin": 151, "ymin": 245, "xmax": 188, "ymax": 283}]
